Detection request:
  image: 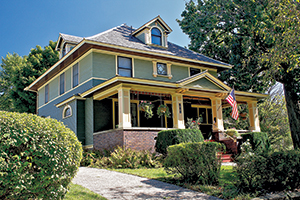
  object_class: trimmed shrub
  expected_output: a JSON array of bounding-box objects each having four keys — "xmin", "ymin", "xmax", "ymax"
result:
[
  {"xmin": 91, "ymin": 146, "xmax": 160, "ymax": 169},
  {"xmin": 155, "ymin": 129, "xmax": 204, "ymax": 155},
  {"xmin": 0, "ymin": 111, "xmax": 82, "ymax": 200},
  {"xmin": 163, "ymin": 142, "xmax": 224, "ymax": 185},
  {"xmin": 241, "ymin": 132, "xmax": 270, "ymax": 153},
  {"xmin": 235, "ymin": 150, "xmax": 300, "ymax": 193}
]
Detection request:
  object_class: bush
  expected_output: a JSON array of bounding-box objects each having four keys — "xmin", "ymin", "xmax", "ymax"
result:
[
  {"xmin": 155, "ymin": 129, "xmax": 204, "ymax": 155},
  {"xmin": 80, "ymin": 149, "xmax": 104, "ymax": 167},
  {"xmin": 235, "ymin": 150, "xmax": 300, "ymax": 193},
  {"xmin": 0, "ymin": 111, "xmax": 82, "ymax": 200},
  {"xmin": 91, "ymin": 146, "xmax": 160, "ymax": 169},
  {"xmin": 163, "ymin": 142, "xmax": 224, "ymax": 185},
  {"xmin": 241, "ymin": 132, "xmax": 270, "ymax": 153}
]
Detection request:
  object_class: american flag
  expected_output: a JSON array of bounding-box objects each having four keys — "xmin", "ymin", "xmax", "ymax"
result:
[{"xmin": 226, "ymin": 89, "xmax": 239, "ymax": 120}]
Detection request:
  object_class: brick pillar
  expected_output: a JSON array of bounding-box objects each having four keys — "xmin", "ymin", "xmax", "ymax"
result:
[
  {"xmin": 118, "ymin": 87, "xmax": 132, "ymax": 128},
  {"xmin": 172, "ymin": 93, "xmax": 185, "ymax": 129},
  {"xmin": 248, "ymin": 101, "xmax": 261, "ymax": 132}
]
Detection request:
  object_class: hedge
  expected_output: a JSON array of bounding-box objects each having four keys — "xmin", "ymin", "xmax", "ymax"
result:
[
  {"xmin": 0, "ymin": 111, "xmax": 82, "ymax": 199},
  {"xmin": 241, "ymin": 132, "xmax": 270, "ymax": 153},
  {"xmin": 163, "ymin": 142, "xmax": 224, "ymax": 185},
  {"xmin": 155, "ymin": 129, "xmax": 204, "ymax": 155}
]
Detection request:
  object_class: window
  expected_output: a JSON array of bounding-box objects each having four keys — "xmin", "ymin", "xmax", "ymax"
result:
[
  {"xmin": 63, "ymin": 105, "xmax": 72, "ymax": 118},
  {"xmin": 118, "ymin": 56, "xmax": 132, "ymax": 77},
  {"xmin": 157, "ymin": 63, "xmax": 167, "ymax": 75},
  {"xmin": 60, "ymin": 72, "xmax": 65, "ymax": 95},
  {"xmin": 151, "ymin": 28, "xmax": 162, "ymax": 45},
  {"xmin": 190, "ymin": 68, "xmax": 201, "ymax": 76},
  {"xmin": 45, "ymin": 84, "xmax": 49, "ymax": 104},
  {"xmin": 73, "ymin": 63, "xmax": 79, "ymax": 88}
]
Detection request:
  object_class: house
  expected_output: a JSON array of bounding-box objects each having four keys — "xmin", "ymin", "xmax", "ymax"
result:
[{"xmin": 25, "ymin": 16, "xmax": 267, "ymax": 151}]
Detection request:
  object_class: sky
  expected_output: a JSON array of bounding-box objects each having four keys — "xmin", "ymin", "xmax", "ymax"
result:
[{"xmin": 0, "ymin": 0, "xmax": 190, "ymax": 62}]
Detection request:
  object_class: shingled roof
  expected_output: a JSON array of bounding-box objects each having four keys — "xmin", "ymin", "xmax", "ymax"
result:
[{"xmin": 58, "ymin": 24, "xmax": 231, "ymax": 67}]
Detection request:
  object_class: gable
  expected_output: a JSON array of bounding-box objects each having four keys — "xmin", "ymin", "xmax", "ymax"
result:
[{"xmin": 186, "ymin": 77, "xmax": 224, "ymax": 90}]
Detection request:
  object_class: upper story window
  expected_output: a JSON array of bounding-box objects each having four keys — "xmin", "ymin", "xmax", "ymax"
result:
[
  {"xmin": 60, "ymin": 72, "xmax": 65, "ymax": 95},
  {"xmin": 45, "ymin": 84, "xmax": 49, "ymax": 104},
  {"xmin": 190, "ymin": 68, "xmax": 201, "ymax": 76},
  {"xmin": 151, "ymin": 28, "xmax": 162, "ymax": 46},
  {"xmin": 73, "ymin": 63, "xmax": 79, "ymax": 88},
  {"xmin": 157, "ymin": 63, "xmax": 167, "ymax": 75},
  {"xmin": 118, "ymin": 56, "xmax": 132, "ymax": 77}
]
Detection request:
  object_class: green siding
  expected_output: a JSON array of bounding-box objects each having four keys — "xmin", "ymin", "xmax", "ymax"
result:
[
  {"xmin": 94, "ymin": 99, "xmax": 113, "ymax": 132},
  {"xmin": 49, "ymin": 76, "xmax": 59, "ymax": 101},
  {"xmin": 171, "ymin": 65, "xmax": 189, "ymax": 81},
  {"xmin": 92, "ymin": 52, "xmax": 115, "ymax": 79},
  {"xmin": 209, "ymin": 70, "xmax": 218, "ymax": 77},
  {"xmin": 136, "ymin": 33, "xmax": 145, "ymax": 43},
  {"xmin": 38, "ymin": 87, "xmax": 45, "ymax": 107},
  {"xmin": 85, "ymin": 97, "xmax": 93, "ymax": 146},
  {"xmin": 77, "ymin": 100, "xmax": 86, "ymax": 145},
  {"xmin": 134, "ymin": 59, "xmax": 153, "ymax": 79},
  {"xmin": 65, "ymin": 67, "xmax": 72, "ymax": 91},
  {"xmin": 186, "ymin": 78, "xmax": 222, "ymax": 90},
  {"xmin": 80, "ymin": 53, "xmax": 93, "ymax": 83}
]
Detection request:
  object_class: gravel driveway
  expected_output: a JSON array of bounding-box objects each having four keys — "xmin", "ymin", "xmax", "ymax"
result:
[{"xmin": 72, "ymin": 167, "xmax": 221, "ymax": 200}]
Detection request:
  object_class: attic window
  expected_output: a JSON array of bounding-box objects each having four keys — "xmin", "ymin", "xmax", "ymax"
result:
[
  {"xmin": 190, "ymin": 68, "xmax": 201, "ymax": 76},
  {"xmin": 151, "ymin": 28, "xmax": 162, "ymax": 45}
]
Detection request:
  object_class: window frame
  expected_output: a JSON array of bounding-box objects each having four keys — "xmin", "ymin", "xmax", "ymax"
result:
[
  {"xmin": 151, "ymin": 28, "xmax": 162, "ymax": 46},
  {"xmin": 45, "ymin": 84, "xmax": 49, "ymax": 104},
  {"xmin": 63, "ymin": 105, "xmax": 72, "ymax": 119},
  {"xmin": 72, "ymin": 63, "xmax": 79, "ymax": 88},
  {"xmin": 157, "ymin": 63, "xmax": 167, "ymax": 75},
  {"xmin": 59, "ymin": 72, "xmax": 65, "ymax": 95},
  {"xmin": 117, "ymin": 56, "xmax": 132, "ymax": 77}
]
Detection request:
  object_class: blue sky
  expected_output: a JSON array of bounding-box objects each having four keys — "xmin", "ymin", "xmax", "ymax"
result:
[{"xmin": 0, "ymin": 0, "xmax": 190, "ymax": 62}]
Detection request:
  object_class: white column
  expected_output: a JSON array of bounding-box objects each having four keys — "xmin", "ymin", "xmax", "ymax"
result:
[
  {"xmin": 172, "ymin": 93, "xmax": 185, "ymax": 129},
  {"xmin": 211, "ymin": 98, "xmax": 224, "ymax": 132},
  {"xmin": 118, "ymin": 87, "xmax": 131, "ymax": 128},
  {"xmin": 248, "ymin": 101, "xmax": 261, "ymax": 132}
]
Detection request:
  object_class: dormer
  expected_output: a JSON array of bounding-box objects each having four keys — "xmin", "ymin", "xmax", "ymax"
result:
[
  {"xmin": 55, "ymin": 33, "xmax": 83, "ymax": 59},
  {"xmin": 132, "ymin": 16, "xmax": 172, "ymax": 48}
]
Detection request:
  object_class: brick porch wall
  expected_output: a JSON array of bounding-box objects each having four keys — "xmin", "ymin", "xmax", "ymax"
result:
[{"xmin": 93, "ymin": 129, "xmax": 161, "ymax": 152}]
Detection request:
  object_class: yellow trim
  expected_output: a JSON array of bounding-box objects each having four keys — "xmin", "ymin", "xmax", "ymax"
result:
[
  {"xmin": 93, "ymin": 85, "xmax": 120, "ymax": 100},
  {"xmin": 191, "ymin": 104, "xmax": 212, "ymax": 108},
  {"xmin": 132, "ymin": 16, "xmax": 173, "ymax": 36},
  {"xmin": 83, "ymin": 144, "xmax": 93, "ymax": 149},
  {"xmin": 62, "ymin": 104, "xmax": 72, "ymax": 119},
  {"xmin": 56, "ymin": 96, "xmax": 86, "ymax": 108}
]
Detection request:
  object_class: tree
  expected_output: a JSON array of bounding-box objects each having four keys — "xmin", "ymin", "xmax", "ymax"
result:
[
  {"xmin": 178, "ymin": 0, "xmax": 300, "ymax": 149},
  {"xmin": 0, "ymin": 41, "xmax": 59, "ymax": 113}
]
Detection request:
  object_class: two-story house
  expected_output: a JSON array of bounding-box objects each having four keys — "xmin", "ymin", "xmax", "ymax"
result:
[{"xmin": 25, "ymin": 16, "xmax": 267, "ymax": 150}]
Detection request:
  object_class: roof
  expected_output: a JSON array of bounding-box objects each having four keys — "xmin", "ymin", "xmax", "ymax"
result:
[
  {"xmin": 57, "ymin": 24, "xmax": 231, "ymax": 68},
  {"xmin": 55, "ymin": 33, "xmax": 83, "ymax": 51}
]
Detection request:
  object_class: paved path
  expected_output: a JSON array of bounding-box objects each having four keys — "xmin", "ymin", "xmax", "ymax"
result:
[{"xmin": 72, "ymin": 167, "xmax": 221, "ymax": 200}]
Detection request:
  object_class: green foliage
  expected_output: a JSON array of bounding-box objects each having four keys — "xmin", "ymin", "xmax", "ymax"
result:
[
  {"xmin": 185, "ymin": 117, "xmax": 202, "ymax": 130},
  {"xmin": 235, "ymin": 150, "xmax": 300, "ymax": 193},
  {"xmin": 0, "ymin": 111, "xmax": 82, "ymax": 200},
  {"xmin": 163, "ymin": 142, "xmax": 224, "ymax": 185},
  {"xmin": 80, "ymin": 149, "xmax": 105, "ymax": 167},
  {"xmin": 241, "ymin": 132, "xmax": 270, "ymax": 153},
  {"xmin": 156, "ymin": 104, "xmax": 171, "ymax": 118},
  {"xmin": 0, "ymin": 41, "xmax": 59, "ymax": 113},
  {"xmin": 178, "ymin": 0, "xmax": 300, "ymax": 149},
  {"xmin": 155, "ymin": 129, "xmax": 204, "ymax": 155},
  {"xmin": 65, "ymin": 183, "xmax": 107, "ymax": 200},
  {"xmin": 139, "ymin": 101, "xmax": 154, "ymax": 119},
  {"xmin": 226, "ymin": 129, "xmax": 238, "ymax": 137},
  {"xmin": 223, "ymin": 105, "xmax": 250, "ymax": 131},
  {"xmin": 89, "ymin": 146, "xmax": 160, "ymax": 169}
]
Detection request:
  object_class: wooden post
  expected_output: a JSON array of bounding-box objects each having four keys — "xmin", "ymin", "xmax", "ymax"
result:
[
  {"xmin": 248, "ymin": 101, "xmax": 261, "ymax": 132},
  {"xmin": 211, "ymin": 97, "xmax": 224, "ymax": 132},
  {"xmin": 118, "ymin": 87, "xmax": 132, "ymax": 128},
  {"xmin": 172, "ymin": 93, "xmax": 185, "ymax": 129}
]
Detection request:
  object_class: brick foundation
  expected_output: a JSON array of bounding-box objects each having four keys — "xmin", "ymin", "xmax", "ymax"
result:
[{"xmin": 93, "ymin": 128, "xmax": 162, "ymax": 152}]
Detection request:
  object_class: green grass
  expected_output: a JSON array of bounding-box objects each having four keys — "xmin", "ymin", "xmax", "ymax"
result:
[
  {"xmin": 65, "ymin": 183, "xmax": 107, "ymax": 200},
  {"xmin": 112, "ymin": 166, "xmax": 255, "ymax": 200}
]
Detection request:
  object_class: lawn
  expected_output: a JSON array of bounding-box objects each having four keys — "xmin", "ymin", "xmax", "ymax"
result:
[
  {"xmin": 113, "ymin": 166, "xmax": 255, "ymax": 200},
  {"xmin": 65, "ymin": 183, "xmax": 107, "ymax": 200}
]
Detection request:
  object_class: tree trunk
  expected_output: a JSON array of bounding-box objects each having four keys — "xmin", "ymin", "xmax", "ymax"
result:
[{"xmin": 283, "ymin": 84, "xmax": 300, "ymax": 149}]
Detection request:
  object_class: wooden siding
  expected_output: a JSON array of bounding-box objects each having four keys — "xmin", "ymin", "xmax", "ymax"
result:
[
  {"xmin": 65, "ymin": 67, "xmax": 72, "ymax": 91},
  {"xmin": 92, "ymin": 52, "xmax": 115, "ymax": 79},
  {"xmin": 80, "ymin": 53, "xmax": 93, "ymax": 84},
  {"xmin": 186, "ymin": 78, "xmax": 222, "ymax": 90},
  {"xmin": 85, "ymin": 97, "xmax": 94, "ymax": 146}
]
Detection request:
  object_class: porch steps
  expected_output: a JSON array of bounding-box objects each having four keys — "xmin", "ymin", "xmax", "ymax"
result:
[{"xmin": 218, "ymin": 153, "xmax": 233, "ymax": 163}]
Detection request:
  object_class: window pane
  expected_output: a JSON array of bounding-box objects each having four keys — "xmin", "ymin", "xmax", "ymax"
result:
[
  {"xmin": 199, "ymin": 108, "xmax": 207, "ymax": 124},
  {"xmin": 207, "ymin": 109, "xmax": 213, "ymax": 124},
  {"xmin": 157, "ymin": 63, "xmax": 167, "ymax": 75},
  {"xmin": 151, "ymin": 28, "xmax": 161, "ymax": 36},
  {"xmin": 65, "ymin": 108, "xmax": 71, "ymax": 117},
  {"xmin": 118, "ymin": 57, "xmax": 132, "ymax": 69},
  {"xmin": 73, "ymin": 63, "xmax": 78, "ymax": 87},
  {"xmin": 60, "ymin": 73, "xmax": 65, "ymax": 95},
  {"xmin": 45, "ymin": 84, "xmax": 49, "ymax": 103},
  {"xmin": 119, "ymin": 69, "xmax": 131, "ymax": 77},
  {"xmin": 152, "ymin": 36, "xmax": 161, "ymax": 45},
  {"xmin": 190, "ymin": 68, "xmax": 201, "ymax": 76}
]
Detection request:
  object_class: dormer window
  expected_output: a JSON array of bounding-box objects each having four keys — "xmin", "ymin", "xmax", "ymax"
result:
[{"xmin": 151, "ymin": 28, "xmax": 162, "ymax": 46}]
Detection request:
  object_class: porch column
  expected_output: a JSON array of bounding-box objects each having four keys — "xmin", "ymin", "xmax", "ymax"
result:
[
  {"xmin": 248, "ymin": 101, "xmax": 261, "ymax": 132},
  {"xmin": 172, "ymin": 93, "xmax": 185, "ymax": 129},
  {"xmin": 211, "ymin": 98, "xmax": 224, "ymax": 132},
  {"xmin": 118, "ymin": 87, "xmax": 132, "ymax": 128}
]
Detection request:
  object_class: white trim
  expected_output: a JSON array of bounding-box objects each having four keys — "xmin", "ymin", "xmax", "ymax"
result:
[{"xmin": 62, "ymin": 104, "xmax": 72, "ymax": 119}]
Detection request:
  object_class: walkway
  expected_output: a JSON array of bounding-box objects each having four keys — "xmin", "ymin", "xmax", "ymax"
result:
[{"xmin": 72, "ymin": 167, "xmax": 221, "ymax": 200}]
